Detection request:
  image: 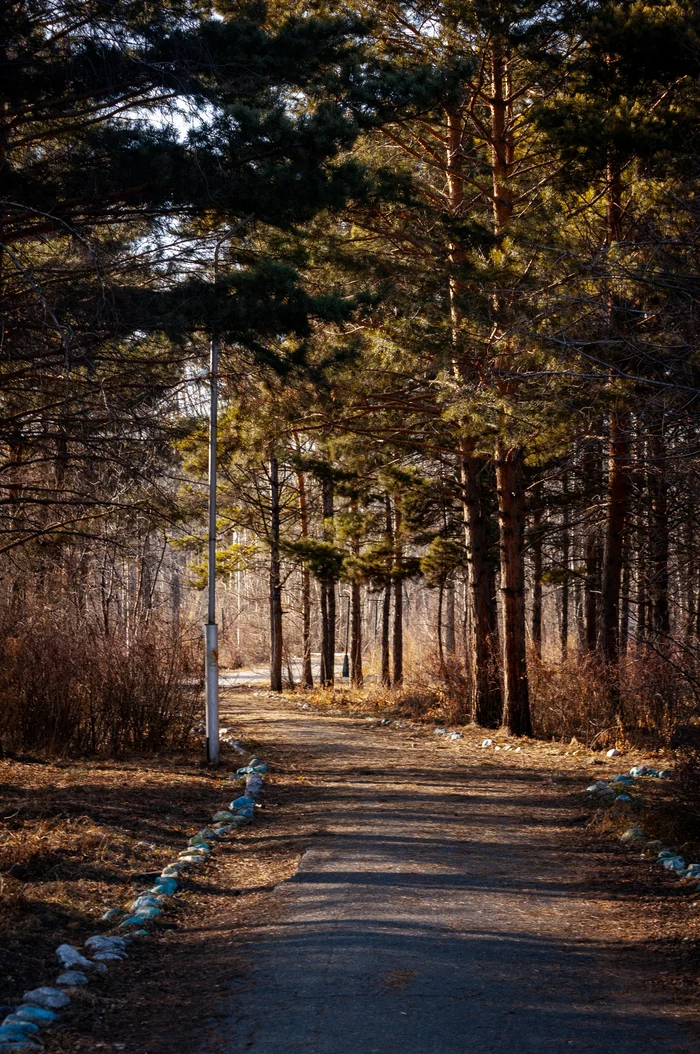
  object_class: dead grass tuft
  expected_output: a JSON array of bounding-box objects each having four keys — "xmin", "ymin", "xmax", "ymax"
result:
[
  {"xmin": 0, "ymin": 749, "xmax": 231, "ymax": 1005},
  {"xmin": 0, "ymin": 608, "xmax": 202, "ymax": 756}
]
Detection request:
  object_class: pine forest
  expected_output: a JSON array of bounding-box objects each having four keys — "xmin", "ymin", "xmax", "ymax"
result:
[{"xmin": 3, "ymin": 3, "xmax": 700, "ymax": 1048}]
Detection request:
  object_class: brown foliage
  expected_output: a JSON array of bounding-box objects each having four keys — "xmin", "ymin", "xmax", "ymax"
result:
[
  {"xmin": 0, "ymin": 605, "xmax": 202, "ymax": 756},
  {"xmin": 0, "ymin": 752, "xmax": 223, "ymax": 1007}
]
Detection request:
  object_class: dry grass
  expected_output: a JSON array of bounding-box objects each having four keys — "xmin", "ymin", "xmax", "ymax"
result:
[
  {"xmin": 351, "ymin": 636, "xmax": 700, "ymax": 751},
  {"xmin": 5, "ymin": 686, "xmax": 697, "ymax": 1052},
  {"xmin": 586, "ymin": 772, "xmax": 700, "ymax": 872},
  {"xmin": 0, "ymin": 606, "xmax": 201, "ymax": 756},
  {"xmin": 528, "ymin": 646, "xmax": 700, "ymax": 748},
  {"xmin": 528, "ymin": 651, "xmax": 619, "ymax": 745},
  {"xmin": 299, "ymin": 654, "xmax": 473, "ymax": 727},
  {"xmin": 0, "ymin": 746, "xmax": 248, "ymax": 1006}
]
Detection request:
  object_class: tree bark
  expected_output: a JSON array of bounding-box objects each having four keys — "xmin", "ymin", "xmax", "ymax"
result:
[
  {"xmin": 351, "ymin": 580, "xmax": 363, "ymax": 687},
  {"xmin": 171, "ymin": 562, "xmax": 181, "ymax": 638},
  {"xmin": 648, "ymin": 422, "xmax": 670, "ymax": 637},
  {"xmin": 444, "ymin": 581, "xmax": 456, "ymax": 656},
  {"xmin": 461, "ymin": 445, "xmax": 502, "ymax": 726},
  {"xmin": 294, "ymin": 455, "xmax": 313, "ymax": 688},
  {"xmin": 269, "ymin": 451, "xmax": 283, "ymax": 693},
  {"xmin": 381, "ymin": 582, "xmax": 392, "ymax": 687},
  {"xmin": 601, "ymin": 408, "xmax": 631, "ymax": 711},
  {"xmin": 531, "ymin": 483, "xmax": 543, "ymax": 660},
  {"xmin": 319, "ymin": 474, "xmax": 335, "ymax": 686},
  {"xmin": 561, "ymin": 474, "xmax": 570, "ymax": 661},
  {"xmin": 489, "ymin": 45, "xmax": 515, "ymax": 234},
  {"xmin": 381, "ymin": 493, "xmax": 392, "ymax": 687},
  {"xmin": 583, "ymin": 443, "xmax": 602, "ymax": 652},
  {"xmin": 446, "ymin": 108, "xmax": 502, "ymax": 726},
  {"xmin": 496, "ymin": 441, "xmax": 532, "ymax": 736},
  {"xmin": 620, "ymin": 529, "xmax": 631, "ymax": 654},
  {"xmin": 320, "ymin": 585, "xmax": 330, "ymax": 684},
  {"xmin": 489, "ymin": 42, "xmax": 520, "ymax": 725},
  {"xmin": 393, "ymin": 504, "xmax": 403, "ymax": 686},
  {"xmin": 683, "ymin": 513, "xmax": 696, "ymax": 643},
  {"xmin": 637, "ymin": 524, "xmax": 649, "ymax": 642},
  {"xmin": 600, "ymin": 152, "xmax": 630, "ymax": 707}
]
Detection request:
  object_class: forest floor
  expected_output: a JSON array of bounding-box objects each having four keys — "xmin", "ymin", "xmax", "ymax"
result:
[{"xmin": 2, "ymin": 688, "xmax": 700, "ymax": 1052}]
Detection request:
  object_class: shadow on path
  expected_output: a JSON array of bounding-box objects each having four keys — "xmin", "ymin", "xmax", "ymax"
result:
[{"xmin": 196, "ymin": 697, "xmax": 698, "ymax": 1054}]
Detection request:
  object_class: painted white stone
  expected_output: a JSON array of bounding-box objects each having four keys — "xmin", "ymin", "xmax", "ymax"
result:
[
  {"xmin": 55, "ymin": 971, "xmax": 89, "ymax": 987},
  {"xmin": 21, "ymin": 989, "xmax": 70, "ymax": 1011},
  {"xmin": 56, "ymin": 945, "xmax": 94, "ymax": 971}
]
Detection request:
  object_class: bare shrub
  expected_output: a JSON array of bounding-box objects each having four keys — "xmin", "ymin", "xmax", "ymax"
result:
[
  {"xmin": 527, "ymin": 643, "xmax": 700, "ymax": 746},
  {"xmin": 528, "ymin": 651, "xmax": 616, "ymax": 744},
  {"xmin": 621, "ymin": 645, "xmax": 698, "ymax": 737},
  {"xmin": 405, "ymin": 656, "xmax": 472, "ymax": 723},
  {"xmin": 672, "ymin": 745, "xmax": 700, "ymax": 823},
  {"xmin": 322, "ymin": 630, "xmax": 700, "ymax": 748},
  {"xmin": 0, "ymin": 606, "xmax": 202, "ymax": 756},
  {"xmin": 312, "ymin": 652, "xmax": 472, "ymax": 726}
]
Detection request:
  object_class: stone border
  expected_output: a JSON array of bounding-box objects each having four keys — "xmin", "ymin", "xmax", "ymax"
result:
[
  {"xmin": 581, "ymin": 766, "xmax": 700, "ymax": 893},
  {"xmin": 0, "ymin": 751, "xmax": 270, "ymax": 1051}
]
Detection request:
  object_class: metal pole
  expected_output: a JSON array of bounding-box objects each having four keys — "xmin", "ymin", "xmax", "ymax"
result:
[{"xmin": 204, "ymin": 330, "xmax": 220, "ymax": 766}]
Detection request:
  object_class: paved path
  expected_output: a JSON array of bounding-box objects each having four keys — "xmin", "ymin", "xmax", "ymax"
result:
[
  {"xmin": 200, "ymin": 696, "xmax": 698, "ymax": 1054},
  {"xmin": 220, "ymin": 656, "xmax": 358, "ymax": 688}
]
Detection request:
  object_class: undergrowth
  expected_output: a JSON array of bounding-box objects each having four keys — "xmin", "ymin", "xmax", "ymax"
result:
[
  {"xmin": 0, "ymin": 605, "xmax": 202, "ymax": 756},
  {"xmin": 296, "ymin": 640, "xmax": 700, "ymax": 755}
]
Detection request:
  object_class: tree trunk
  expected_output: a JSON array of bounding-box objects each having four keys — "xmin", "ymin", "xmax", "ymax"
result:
[
  {"xmin": 437, "ymin": 581, "xmax": 445, "ymax": 668},
  {"xmin": 294, "ymin": 455, "xmax": 313, "ymax": 688},
  {"xmin": 444, "ymin": 581, "xmax": 456, "ymax": 656},
  {"xmin": 381, "ymin": 493, "xmax": 393, "ymax": 687},
  {"xmin": 320, "ymin": 585, "xmax": 330, "ymax": 685},
  {"xmin": 301, "ymin": 566, "xmax": 313, "ymax": 685},
  {"xmin": 393, "ymin": 504, "xmax": 403, "ymax": 686},
  {"xmin": 495, "ymin": 441, "xmax": 532, "ymax": 736},
  {"xmin": 684, "ymin": 514, "xmax": 696, "ymax": 643},
  {"xmin": 351, "ymin": 580, "xmax": 363, "ymax": 687},
  {"xmin": 561, "ymin": 474, "xmax": 570, "ymax": 661},
  {"xmin": 321, "ymin": 580, "xmax": 337, "ymax": 685},
  {"xmin": 648, "ymin": 423, "xmax": 670, "ymax": 637},
  {"xmin": 574, "ymin": 573, "xmax": 585, "ymax": 652},
  {"xmin": 269, "ymin": 451, "xmax": 283, "ymax": 692},
  {"xmin": 531, "ymin": 484, "xmax": 543, "ymax": 660},
  {"xmin": 601, "ymin": 408, "xmax": 631, "ymax": 670},
  {"xmin": 620, "ymin": 529, "xmax": 631, "ymax": 654},
  {"xmin": 583, "ymin": 443, "xmax": 602, "ymax": 652},
  {"xmin": 381, "ymin": 581, "xmax": 392, "ymax": 687},
  {"xmin": 171, "ymin": 562, "xmax": 181, "ymax": 638},
  {"xmin": 600, "ymin": 154, "xmax": 629, "ymax": 707},
  {"xmin": 637, "ymin": 529, "xmax": 649, "ymax": 642},
  {"xmin": 489, "ymin": 46, "xmax": 514, "ymax": 234},
  {"xmin": 483, "ymin": 43, "xmax": 518, "ymax": 723},
  {"xmin": 319, "ymin": 474, "xmax": 336, "ymax": 687},
  {"xmin": 461, "ymin": 578, "xmax": 468, "ymax": 663},
  {"xmin": 446, "ymin": 106, "xmax": 502, "ymax": 726},
  {"xmin": 461, "ymin": 444, "xmax": 502, "ymax": 726},
  {"xmin": 601, "ymin": 408, "xmax": 631, "ymax": 715}
]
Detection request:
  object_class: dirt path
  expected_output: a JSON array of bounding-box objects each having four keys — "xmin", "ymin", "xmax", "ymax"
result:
[
  {"xmin": 47, "ymin": 691, "xmax": 700, "ymax": 1054},
  {"xmin": 202, "ymin": 694, "xmax": 700, "ymax": 1053}
]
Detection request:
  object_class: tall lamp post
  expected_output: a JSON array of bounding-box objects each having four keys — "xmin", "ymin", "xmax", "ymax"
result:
[
  {"xmin": 204, "ymin": 239, "xmax": 224, "ymax": 768},
  {"xmin": 203, "ymin": 219, "xmax": 251, "ymax": 765},
  {"xmin": 204, "ymin": 324, "xmax": 220, "ymax": 766}
]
